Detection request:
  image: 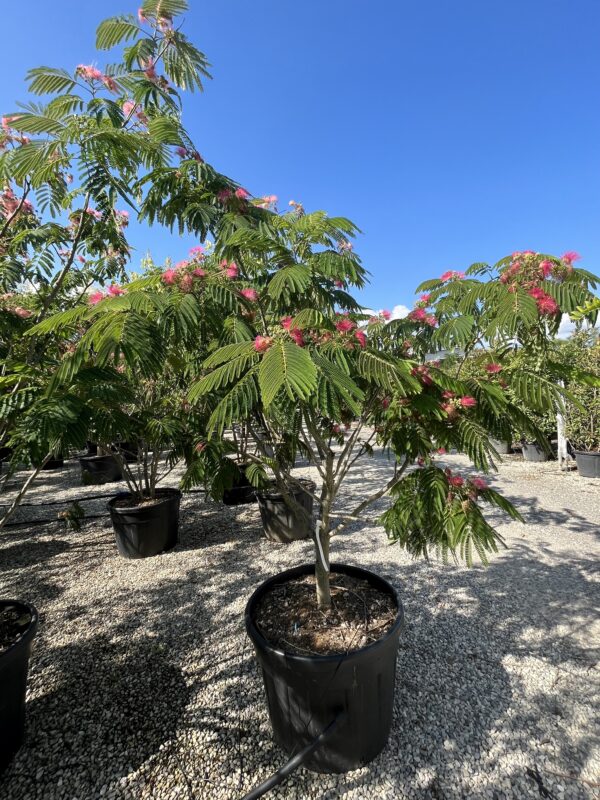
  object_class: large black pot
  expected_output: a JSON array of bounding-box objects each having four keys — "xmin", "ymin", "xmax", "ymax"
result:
[
  {"xmin": 79, "ymin": 454, "xmax": 123, "ymax": 485},
  {"xmin": 107, "ymin": 488, "xmax": 181, "ymax": 559},
  {"xmin": 222, "ymin": 464, "xmax": 256, "ymax": 506},
  {"xmin": 40, "ymin": 454, "xmax": 64, "ymax": 471},
  {"xmin": 522, "ymin": 442, "xmax": 549, "ymax": 462},
  {"xmin": 245, "ymin": 563, "xmax": 404, "ymax": 773},
  {"xmin": 574, "ymin": 451, "xmax": 600, "ymax": 478},
  {"xmin": 111, "ymin": 442, "xmax": 138, "ymax": 464},
  {"xmin": 0, "ymin": 600, "xmax": 38, "ymax": 773},
  {"xmin": 256, "ymin": 480, "xmax": 315, "ymax": 543}
]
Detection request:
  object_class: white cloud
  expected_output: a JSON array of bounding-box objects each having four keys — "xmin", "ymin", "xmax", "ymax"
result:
[
  {"xmin": 557, "ymin": 313, "xmax": 592, "ymax": 340},
  {"xmin": 391, "ymin": 304, "xmax": 410, "ymax": 320}
]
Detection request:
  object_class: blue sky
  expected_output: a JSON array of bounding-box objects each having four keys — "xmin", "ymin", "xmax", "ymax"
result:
[{"xmin": 1, "ymin": 0, "xmax": 599, "ymax": 313}]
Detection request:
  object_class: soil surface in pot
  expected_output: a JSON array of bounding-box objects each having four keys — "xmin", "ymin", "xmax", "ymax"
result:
[
  {"xmin": 254, "ymin": 573, "xmax": 397, "ymax": 656},
  {"xmin": 112, "ymin": 495, "xmax": 164, "ymax": 510},
  {"xmin": 0, "ymin": 605, "xmax": 32, "ymax": 655}
]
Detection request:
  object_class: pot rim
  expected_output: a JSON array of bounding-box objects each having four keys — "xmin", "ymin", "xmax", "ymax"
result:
[
  {"xmin": 245, "ymin": 562, "xmax": 404, "ymax": 665},
  {"xmin": 573, "ymin": 449, "xmax": 600, "ymax": 455},
  {"xmin": 107, "ymin": 487, "xmax": 182, "ymax": 512},
  {"xmin": 256, "ymin": 478, "xmax": 317, "ymax": 501},
  {"xmin": 0, "ymin": 600, "xmax": 38, "ymax": 661}
]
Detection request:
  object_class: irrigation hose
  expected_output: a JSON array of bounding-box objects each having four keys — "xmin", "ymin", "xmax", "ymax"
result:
[{"xmin": 240, "ymin": 711, "xmax": 345, "ymax": 800}]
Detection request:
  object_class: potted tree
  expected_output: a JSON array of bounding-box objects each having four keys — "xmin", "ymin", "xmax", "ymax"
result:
[
  {"xmin": 192, "ymin": 226, "xmax": 598, "ymax": 772},
  {"xmin": 563, "ymin": 332, "xmax": 600, "ymax": 477}
]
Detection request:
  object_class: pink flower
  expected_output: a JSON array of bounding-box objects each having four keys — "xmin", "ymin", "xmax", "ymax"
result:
[
  {"xmin": 354, "ymin": 329, "xmax": 367, "ymax": 348},
  {"xmin": 440, "ymin": 270, "xmax": 465, "ymax": 282},
  {"xmin": 88, "ymin": 291, "xmax": 105, "ymax": 305},
  {"xmin": 175, "ymin": 260, "xmax": 189, "ymax": 270},
  {"xmin": 77, "ymin": 255, "xmax": 86, "ymax": 264},
  {"xmin": 143, "ymin": 59, "xmax": 157, "ymax": 81},
  {"xmin": 240, "ymin": 288, "xmax": 258, "ymax": 302},
  {"xmin": 217, "ymin": 189, "xmax": 232, "ymax": 202},
  {"xmin": 335, "ymin": 318, "xmax": 356, "ymax": 333},
  {"xmin": 540, "ymin": 259, "xmax": 553, "ymax": 278},
  {"xmin": 290, "ymin": 329, "xmax": 304, "ymax": 346},
  {"xmin": 256, "ymin": 194, "xmax": 278, "ymax": 209},
  {"xmin": 254, "ymin": 335, "xmax": 273, "ymax": 353},
  {"xmin": 381, "ymin": 309, "xmax": 392, "ymax": 320},
  {"xmin": 419, "ymin": 294, "xmax": 431, "ymax": 304},
  {"xmin": 195, "ymin": 442, "xmax": 206, "ymax": 453},
  {"xmin": 189, "ymin": 245, "xmax": 204, "ymax": 257},
  {"xmin": 425, "ymin": 314, "xmax": 438, "ymax": 327},
  {"xmin": 12, "ymin": 306, "xmax": 33, "ymax": 319},
  {"xmin": 175, "ymin": 146, "xmax": 187, "ymax": 158},
  {"xmin": 338, "ymin": 239, "xmax": 353, "ymax": 252},
  {"xmin": 436, "ymin": 447, "xmax": 446, "ymax": 455},
  {"xmin": 107, "ymin": 284, "xmax": 124, "ymax": 296},
  {"xmin": 332, "ymin": 424, "xmax": 341, "ymax": 435},
  {"xmin": 528, "ymin": 286, "xmax": 545, "ymax": 300},
  {"xmin": 137, "ymin": 8, "xmax": 147, "ymax": 23},
  {"xmin": 368, "ymin": 316, "xmax": 380, "ymax": 325},
  {"xmin": 442, "ymin": 390, "xmax": 455, "ymax": 399},
  {"xmin": 162, "ymin": 268, "xmax": 177, "ymax": 285},
  {"xmin": 334, "ymin": 280, "xmax": 344, "ymax": 288},
  {"xmin": 561, "ymin": 251, "xmax": 580, "ymax": 264},
  {"xmin": 1, "ymin": 116, "xmax": 18, "ymax": 131},
  {"xmin": 471, "ymin": 477, "xmax": 489, "ymax": 491},
  {"xmin": 382, "ymin": 397, "xmax": 390, "ymax": 409},
  {"xmin": 192, "ymin": 267, "xmax": 207, "ymax": 278},
  {"xmin": 235, "ymin": 188, "xmax": 250, "ymax": 200},
  {"xmin": 115, "ymin": 210, "xmax": 129, "ymax": 227},
  {"xmin": 102, "ymin": 75, "xmax": 118, "ymax": 92},
  {"xmin": 180, "ymin": 273, "xmax": 194, "ymax": 293},
  {"xmin": 122, "ymin": 100, "xmax": 136, "ymax": 117},
  {"xmin": 86, "ymin": 208, "xmax": 102, "ymax": 220},
  {"xmin": 485, "ymin": 363, "xmax": 502, "ymax": 374},
  {"xmin": 460, "ymin": 396, "xmax": 477, "ymax": 408},
  {"xmin": 537, "ymin": 295, "xmax": 559, "ymax": 315},
  {"xmin": 225, "ymin": 263, "xmax": 239, "ymax": 279},
  {"xmin": 448, "ymin": 475, "xmax": 464, "ymax": 488},
  {"xmin": 281, "ymin": 316, "xmax": 293, "ymax": 330},
  {"xmin": 408, "ymin": 307, "xmax": 427, "ymax": 322},
  {"xmin": 77, "ymin": 65, "xmax": 103, "ymax": 82}
]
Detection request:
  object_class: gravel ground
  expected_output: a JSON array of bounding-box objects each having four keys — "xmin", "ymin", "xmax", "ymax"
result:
[{"xmin": 0, "ymin": 452, "xmax": 598, "ymax": 800}]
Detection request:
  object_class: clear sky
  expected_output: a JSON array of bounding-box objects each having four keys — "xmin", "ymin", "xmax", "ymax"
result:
[{"xmin": 1, "ymin": 0, "xmax": 599, "ymax": 314}]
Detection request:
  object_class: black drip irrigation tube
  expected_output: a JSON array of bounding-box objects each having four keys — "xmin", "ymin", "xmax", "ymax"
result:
[
  {"xmin": 0, "ymin": 488, "xmax": 207, "ymax": 530},
  {"xmin": 240, "ymin": 711, "xmax": 345, "ymax": 800}
]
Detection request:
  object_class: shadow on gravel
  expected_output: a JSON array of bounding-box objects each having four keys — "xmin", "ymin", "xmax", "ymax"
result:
[{"xmin": 0, "ymin": 635, "xmax": 190, "ymax": 799}]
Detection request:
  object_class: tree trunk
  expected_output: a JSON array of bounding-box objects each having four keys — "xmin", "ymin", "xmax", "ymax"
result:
[{"xmin": 315, "ymin": 523, "xmax": 331, "ymax": 608}]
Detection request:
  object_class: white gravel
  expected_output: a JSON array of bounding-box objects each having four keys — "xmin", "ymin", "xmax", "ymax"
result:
[{"xmin": 0, "ymin": 452, "xmax": 598, "ymax": 800}]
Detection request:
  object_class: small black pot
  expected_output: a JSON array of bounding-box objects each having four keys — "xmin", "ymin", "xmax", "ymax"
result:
[
  {"xmin": 108, "ymin": 488, "xmax": 181, "ymax": 559},
  {"xmin": 85, "ymin": 441, "xmax": 98, "ymax": 456},
  {"xmin": 40, "ymin": 454, "xmax": 64, "ymax": 470},
  {"xmin": 79, "ymin": 454, "xmax": 123, "ymax": 485},
  {"xmin": 574, "ymin": 451, "xmax": 600, "ymax": 478},
  {"xmin": 522, "ymin": 442, "xmax": 548, "ymax": 462},
  {"xmin": 256, "ymin": 480, "xmax": 315, "ymax": 543},
  {"xmin": 491, "ymin": 438, "xmax": 512, "ymax": 455},
  {"xmin": 0, "ymin": 600, "xmax": 38, "ymax": 773},
  {"xmin": 222, "ymin": 464, "xmax": 256, "ymax": 506},
  {"xmin": 245, "ymin": 563, "xmax": 404, "ymax": 773}
]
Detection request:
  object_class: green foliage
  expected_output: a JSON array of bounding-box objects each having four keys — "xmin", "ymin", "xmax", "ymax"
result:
[{"xmin": 561, "ymin": 332, "xmax": 600, "ymax": 451}]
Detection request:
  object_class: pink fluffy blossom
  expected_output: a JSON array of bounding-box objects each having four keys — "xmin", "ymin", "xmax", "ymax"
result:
[
  {"xmin": 189, "ymin": 245, "xmax": 204, "ymax": 257},
  {"xmin": 225, "ymin": 263, "xmax": 239, "ymax": 279},
  {"xmin": 281, "ymin": 316, "xmax": 293, "ymax": 330},
  {"xmin": 175, "ymin": 260, "xmax": 189, "ymax": 271},
  {"xmin": 254, "ymin": 335, "xmax": 273, "ymax": 353},
  {"xmin": 485, "ymin": 363, "xmax": 502, "ymax": 374},
  {"xmin": 102, "ymin": 75, "xmax": 118, "ymax": 92},
  {"xmin": 12, "ymin": 306, "xmax": 33, "ymax": 319},
  {"xmin": 137, "ymin": 8, "xmax": 147, "ymax": 23},
  {"xmin": 425, "ymin": 314, "xmax": 438, "ymax": 327},
  {"xmin": 240, "ymin": 288, "xmax": 258, "ymax": 302},
  {"xmin": 162, "ymin": 269, "xmax": 177, "ymax": 285},
  {"xmin": 88, "ymin": 291, "xmax": 105, "ymax": 305},
  {"xmin": 235, "ymin": 188, "xmax": 250, "ymax": 200},
  {"xmin": 561, "ymin": 251, "xmax": 581, "ymax": 264},
  {"xmin": 460, "ymin": 396, "xmax": 477, "ymax": 408},
  {"xmin": 540, "ymin": 259, "xmax": 553, "ymax": 278},
  {"xmin": 86, "ymin": 208, "xmax": 102, "ymax": 220},
  {"xmin": 217, "ymin": 189, "xmax": 232, "ymax": 202},
  {"xmin": 192, "ymin": 267, "xmax": 207, "ymax": 278},
  {"xmin": 419, "ymin": 293, "xmax": 431, "ymax": 304},
  {"xmin": 77, "ymin": 64, "xmax": 103, "ymax": 82},
  {"xmin": 334, "ymin": 280, "xmax": 344, "ymax": 288},
  {"xmin": 537, "ymin": 294, "xmax": 559, "ymax": 315},
  {"xmin": 175, "ymin": 146, "xmax": 187, "ymax": 158},
  {"xmin": 448, "ymin": 475, "xmax": 464, "ymax": 487},
  {"xmin": 108, "ymin": 284, "xmax": 125, "ymax": 296},
  {"xmin": 354, "ymin": 329, "xmax": 367, "ymax": 348},
  {"xmin": 290, "ymin": 329, "xmax": 304, "ymax": 347},
  {"xmin": 440, "ymin": 270, "xmax": 466, "ymax": 282},
  {"xmin": 436, "ymin": 447, "xmax": 446, "ymax": 454},
  {"xmin": 407, "ymin": 307, "xmax": 427, "ymax": 322},
  {"xmin": 382, "ymin": 397, "xmax": 390, "ymax": 409},
  {"xmin": 381, "ymin": 309, "xmax": 392, "ymax": 320},
  {"xmin": 335, "ymin": 318, "xmax": 356, "ymax": 333},
  {"xmin": 179, "ymin": 273, "xmax": 194, "ymax": 293},
  {"xmin": 471, "ymin": 477, "xmax": 489, "ymax": 491}
]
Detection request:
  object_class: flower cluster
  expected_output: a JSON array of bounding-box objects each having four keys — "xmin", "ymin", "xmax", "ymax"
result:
[
  {"xmin": 0, "ymin": 186, "xmax": 34, "ymax": 219},
  {"xmin": 333, "ymin": 314, "xmax": 367, "ymax": 349},
  {"xmin": 255, "ymin": 195, "xmax": 278, "ymax": 209},
  {"xmin": 368, "ymin": 309, "xmax": 392, "ymax": 324},
  {"xmin": 498, "ymin": 251, "xmax": 579, "ymax": 317},
  {"xmin": 440, "ymin": 390, "xmax": 477, "ymax": 419},
  {"xmin": 440, "ymin": 270, "xmax": 465, "ymax": 282},
  {"xmin": 407, "ymin": 293, "xmax": 437, "ymax": 327},
  {"xmin": 443, "ymin": 468, "xmax": 489, "ymax": 502},
  {"xmin": 122, "ymin": 100, "xmax": 148, "ymax": 125},
  {"xmin": 88, "ymin": 285, "xmax": 125, "ymax": 305}
]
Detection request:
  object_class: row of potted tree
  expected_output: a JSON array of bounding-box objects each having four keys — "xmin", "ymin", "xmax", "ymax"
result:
[{"xmin": 1, "ymin": 0, "xmax": 598, "ymax": 784}]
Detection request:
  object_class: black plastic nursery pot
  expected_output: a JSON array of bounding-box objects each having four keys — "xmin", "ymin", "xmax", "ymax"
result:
[
  {"xmin": 256, "ymin": 480, "xmax": 316, "ymax": 543},
  {"xmin": 491, "ymin": 438, "xmax": 512, "ymax": 455},
  {"xmin": 79, "ymin": 454, "xmax": 123, "ymax": 485},
  {"xmin": 522, "ymin": 443, "xmax": 549, "ymax": 462},
  {"xmin": 108, "ymin": 488, "xmax": 181, "ymax": 559},
  {"xmin": 222, "ymin": 464, "xmax": 256, "ymax": 506},
  {"xmin": 0, "ymin": 600, "xmax": 38, "ymax": 773},
  {"xmin": 40, "ymin": 454, "xmax": 64, "ymax": 470},
  {"xmin": 574, "ymin": 451, "xmax": 600, "ymax": 478},
  {"xmin": 111, "ymin": 441, "xmax": 138, "ymax": 463},
  {"xmin": 245, "ymin": 563, "xmax": 405, "ymax": 774}
]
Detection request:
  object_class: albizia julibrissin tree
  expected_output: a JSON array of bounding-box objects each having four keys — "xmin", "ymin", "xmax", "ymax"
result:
[
  {"xmin": 186, "ymin": 231, "xmax": 598, "ymax": 608},
  {"xmin": 0, "ymin": 0, "xmax": 278, "ymax": 526}
]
